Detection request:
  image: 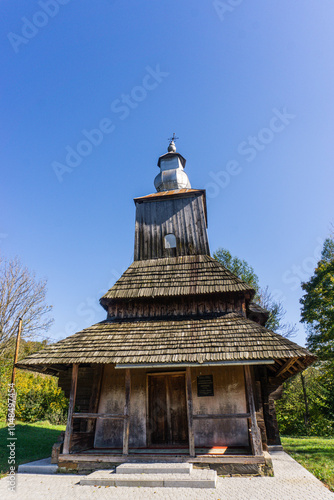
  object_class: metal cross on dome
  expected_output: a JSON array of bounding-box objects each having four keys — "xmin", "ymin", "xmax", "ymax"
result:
[{"xmin": 168, "ymin": 133, "xmax": 179, "ymax": 143}]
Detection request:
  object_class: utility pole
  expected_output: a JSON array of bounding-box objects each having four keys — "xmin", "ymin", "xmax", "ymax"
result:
[
  {"xmin": 7, "ymin": 318, "xmax": 22, "ymax": 423},
  {"xmin": 10, "ymin": 318, "xmax": 22, "ymax": 388}
]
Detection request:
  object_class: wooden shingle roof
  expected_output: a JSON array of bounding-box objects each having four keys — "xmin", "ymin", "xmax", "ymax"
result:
[
  {"xmin": 17, "ymin": 313, "xmax": 315, "ymax": 379},
  {"xmin": 134, "ymin": 188, "xmax": 202, "ymax": 201},
  {"xmin": 100, "ymin": 255, "xmax": 255, "ymax": 304}
]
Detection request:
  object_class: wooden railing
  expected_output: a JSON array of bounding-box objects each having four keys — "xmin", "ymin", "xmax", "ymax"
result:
[
  {"xmin": 73, "ymin": 413, "xmax": 128, "ymax": 419},
  {"xmin": 63, "ymin": 366, "xmax": 131, "ymax": 455},
  {"xmin": 193, "ymin": 413, "xmax": 251, "ymax": 420}
]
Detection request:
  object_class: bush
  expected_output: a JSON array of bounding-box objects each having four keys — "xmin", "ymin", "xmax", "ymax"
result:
[
  {"xmin": 0, "ymin": 340, "xmax": 68, "ymax": 425},
  {"xmin": 0, "ymin": 367, "xmax": 68, "ymax": 425}
]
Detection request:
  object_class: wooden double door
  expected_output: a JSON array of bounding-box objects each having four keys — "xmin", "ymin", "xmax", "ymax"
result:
[{"xmin": 148, "ymin": 373, "xmax": 188, "ymax": 446}]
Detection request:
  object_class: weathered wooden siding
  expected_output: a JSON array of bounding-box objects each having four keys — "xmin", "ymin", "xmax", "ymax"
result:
[
  {"xmin": 191, "ymin": 366, "xmax": 249, "ymax": 447},
  {"xmin": 107, "ymin": 295, "xmax": 246, "ymax": 320},
  {"xmin": 94, "ymin": 365, "xmax": 249, "ymax": 449},
  {"xmin": 134, "ymin": 193, "xmax": 209, "ymax": 260},
  {"xmin": 94, "ymin": 366, "xmax": 147, "ymax": 448}
]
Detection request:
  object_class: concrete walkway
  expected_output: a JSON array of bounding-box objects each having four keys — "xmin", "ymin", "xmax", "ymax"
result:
[{"xmin": 1, "ymin": 451, "xmax": 333, "ymax": 500}]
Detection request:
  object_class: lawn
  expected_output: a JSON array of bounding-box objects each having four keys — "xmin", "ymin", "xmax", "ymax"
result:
[
  {"xmin": 0, "ymin": 421, "xmax": 65, "ymax": 477},
  {"xmin": 281, "ymin": 436, "xmax": 334, "ymax": 492}
]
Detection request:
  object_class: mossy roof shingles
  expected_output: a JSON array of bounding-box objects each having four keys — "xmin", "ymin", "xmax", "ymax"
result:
[
  {"xmin": 100, "ymin": 255, "xmax": 255, "ymax": 302},
  {"xmin": 17, "ymin": 312, "xmax": 313, "ymax": 369}
]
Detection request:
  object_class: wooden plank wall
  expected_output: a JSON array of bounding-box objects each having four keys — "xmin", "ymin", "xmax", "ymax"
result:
[
  {"xmin": 191, "ymin": 365, "xmax": 249, "ymax": 447},
  {"xmin": 134, "ymin": 193, "xmax": 210, "ymax": 260}
]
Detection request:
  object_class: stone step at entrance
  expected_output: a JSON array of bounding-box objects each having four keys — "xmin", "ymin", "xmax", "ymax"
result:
[
  {"xmin": 80, "ymin": 462, "xmax": 217, "ymax": 488},
  {"xmin": 18, "ymin": 458, "xmax": 58, "ymax": 474},
  {"xmin": 116, "ymin": 462, "xmax": 192, "ymax": 474}
]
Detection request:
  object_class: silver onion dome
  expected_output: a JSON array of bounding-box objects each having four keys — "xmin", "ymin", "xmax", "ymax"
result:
[{"xmin": 154, "ymin": 140, "xmax": 191, "ymax": 192}]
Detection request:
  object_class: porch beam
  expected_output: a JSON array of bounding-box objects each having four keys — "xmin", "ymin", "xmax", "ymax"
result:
[
  {"xmin": 122, "ymin": 368, "xmax": 131, "ymax": 455},
  {"xmin": 275, "ymin": 358, "xmax": 297, "ymax": 378},
  {"xmin": 193, "ymin": 413, "xmax": 251, "ymax": 419},
  {"xmin": 244, "ymin": 365, "xmax": 263, "ymax": 456},
  {"xmin": 73, "ymin": 413, "xmax": 127, "ymax": 419},
  {"xmin": 185, "ymin": 367, "xmax": 195, "ymax": 457},
  {"xmin": 115, "ymin": 360, "xmax": 275, "ymax": 369},
  {"xmin": 63, "ymin": 363, "xmax": 79, "ymax": 454}
]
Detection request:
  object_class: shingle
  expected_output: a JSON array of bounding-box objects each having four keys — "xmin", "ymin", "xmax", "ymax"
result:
[
  {"xmin": 17, "ymin": 312, "xmax": 314, "ymax": 370},
  {"xmin": 100, "ymin": 255, "xmax": 255, "ymax": 304}
]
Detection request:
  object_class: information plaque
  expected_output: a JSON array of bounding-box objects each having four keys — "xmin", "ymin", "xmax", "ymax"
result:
[{"xmin": 197, "ymin": 375, "xmax": 214, "ymax": 397}]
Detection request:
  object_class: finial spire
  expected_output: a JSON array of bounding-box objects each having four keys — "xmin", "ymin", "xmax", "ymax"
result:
[{"xmin": 167, "ymin": 132, "xmax": 179, "ymax": 152}]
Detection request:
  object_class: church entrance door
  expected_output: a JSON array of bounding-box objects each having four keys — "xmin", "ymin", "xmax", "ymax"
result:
[{"xmin": 148, "ymin": 372, "xmax": 188, "ymax": 446}]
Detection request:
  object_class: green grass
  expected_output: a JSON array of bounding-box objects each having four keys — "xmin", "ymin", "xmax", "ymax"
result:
[
  {"xmin": 0, "ymin": 421, "xmax": 65, "ymax": 477},
  {"xmin": 281, "ymin": 436, "xmax": 334, "ymax": 492}
]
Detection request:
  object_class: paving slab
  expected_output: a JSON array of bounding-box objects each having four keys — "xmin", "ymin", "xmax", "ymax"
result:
[
  {"xmin": 163, "ymin": 470, "xmax": 217, "ymax": 488},
  {"xmin": 2, "ymin": 451, "xmax": 333, "ymax": 499}
]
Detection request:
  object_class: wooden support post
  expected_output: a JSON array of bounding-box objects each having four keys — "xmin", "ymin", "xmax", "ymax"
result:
[
  {"xmin": 122, "ymin": 368, "xmax": 131, "ymax": 455},
  {"xmin": 87, "ymin": 365, "xmax": 104, "ymax": 433},
  {"xmin": 165, "ymin": 376, "xmax": 172, "ymax": 444},
  {"xmin": 244, "ymin": 365, "xmax": 263, "ymax": 456},
  {"xmin": 185, "ymin": 367, "xmax": 195, "ymax": 457},
  {"xmin": 63, "ymin": 364, "xmax": 79, "ymax": 455}
]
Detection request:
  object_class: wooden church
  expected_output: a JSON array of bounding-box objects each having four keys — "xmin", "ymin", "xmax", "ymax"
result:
[{"xmin": 18, "ymin": 138, "xmax": 316, "ymax": 475}]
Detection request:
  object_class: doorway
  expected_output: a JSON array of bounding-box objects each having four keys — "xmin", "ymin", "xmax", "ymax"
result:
[{"xmin": 148, "ymin": 372, "xmax": 188, "ymax": 446}]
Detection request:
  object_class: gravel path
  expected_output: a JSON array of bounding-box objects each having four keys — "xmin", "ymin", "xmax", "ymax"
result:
[{"xmin": 1, "ymin": 451, "xmax": 333, "ymax": 500}]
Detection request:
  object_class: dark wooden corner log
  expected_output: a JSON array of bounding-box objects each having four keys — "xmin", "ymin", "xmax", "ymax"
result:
[
  {"xmin": 63, "ymin": 363, "xmax": 79, "ymax": 455},
  {"xmin": 122, "ymin": 368, "xmax": 131, "ymax": 455},
  {"xmin": 244, "ymin": 365, "xmax": 263, "ymax": 456},
  {"xmin": 185, "ymin": 367, "xmax": 195, "ymax": 457}
]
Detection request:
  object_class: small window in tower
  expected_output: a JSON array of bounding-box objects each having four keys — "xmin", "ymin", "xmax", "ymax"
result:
[{"xmin": 164, "ymin": 233, "xmax": 176, "ymax": 249}]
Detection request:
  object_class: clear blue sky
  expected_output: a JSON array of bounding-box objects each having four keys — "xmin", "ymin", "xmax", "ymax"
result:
[{"xmin": 1, "ymin": 1, "xmax": 334, "ymax": 347}]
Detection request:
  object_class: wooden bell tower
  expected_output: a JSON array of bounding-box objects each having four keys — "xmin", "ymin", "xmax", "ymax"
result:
[{"xmin": 134, "ymin": 138, "xmax": 210, "ymax": 260}]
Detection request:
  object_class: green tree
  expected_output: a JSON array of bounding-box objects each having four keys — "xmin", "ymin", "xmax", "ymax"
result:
[
  {"xmin": 213, "ymin": 247, "xmax": 297, "ymax": 337},
  {"xmin": 213, "ymin": 248, "xmax": 260, "ymax": 292},
  {"xmin": 300, "ymin": 237, "xmax": 334, "ymax": 360},
  {"xmin": 276, "ymin": 364, "xmax": 334, "ymax": 436}
]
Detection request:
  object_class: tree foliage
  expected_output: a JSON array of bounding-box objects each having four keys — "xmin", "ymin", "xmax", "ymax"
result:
[
  {"xmin": 213, "ymin": 247, "xmax": 296, "ymax": 337},
  {"xmin": 0, "ymin": 256, "xmax": 53, "ymax": 356},
  {"xmin": 300, "ymin": 237, "xmax": 334, "ymax": 360},
  {"xmin": 213, "ymin": 248, "xmax": 260, "ymax": 292},
  {"xmin": 276, "ymin": 363, "xmax": 334, "ymax": 436},
  {"xmin": 0, "ymin": 340, "xmax": 68, "ymax": 424},
  {"xmin": 277, "ymin": 235, "xmax": 334, "ymax": 436}
]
